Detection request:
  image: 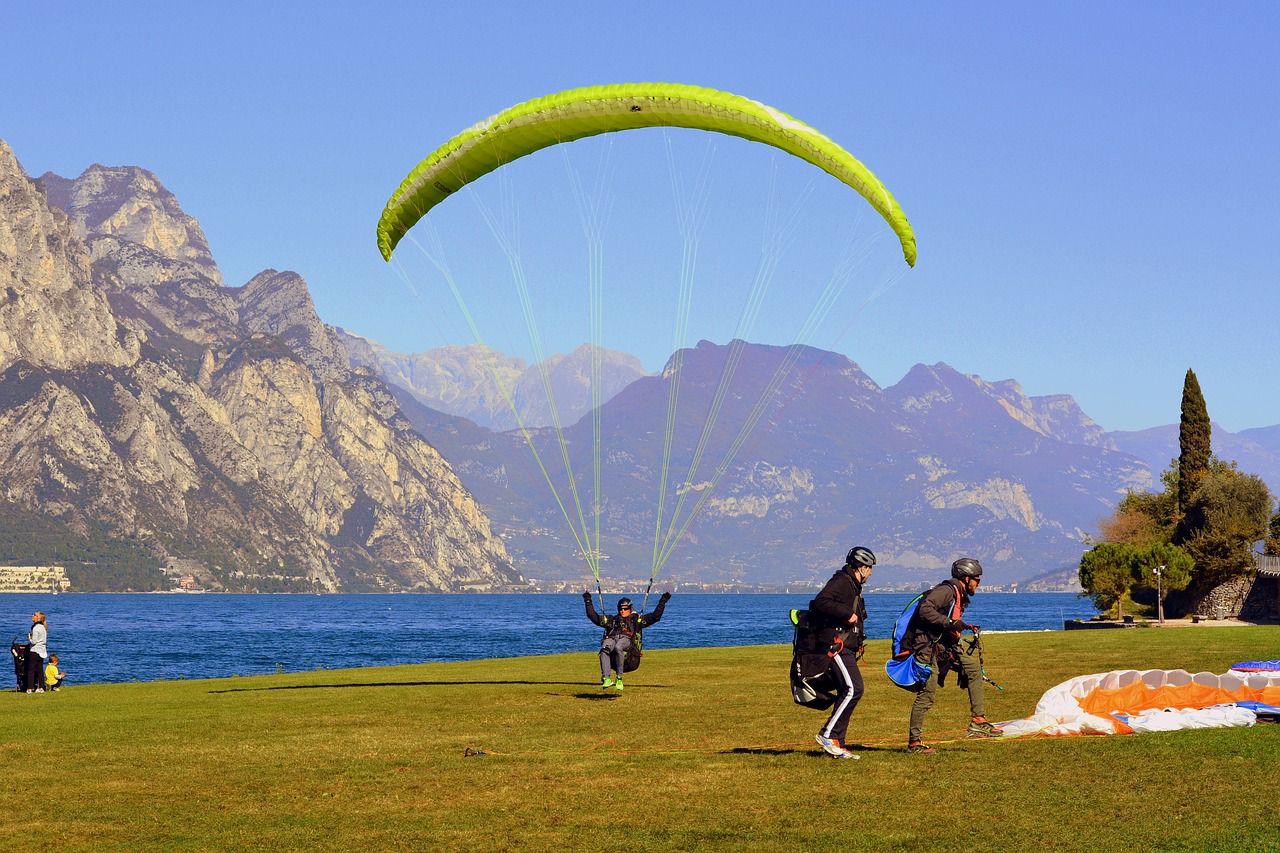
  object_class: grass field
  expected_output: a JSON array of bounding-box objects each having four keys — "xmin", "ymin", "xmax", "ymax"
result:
[{"xmin": 4, "ymin": 626, "xmax": 1278, "ymax": 851}]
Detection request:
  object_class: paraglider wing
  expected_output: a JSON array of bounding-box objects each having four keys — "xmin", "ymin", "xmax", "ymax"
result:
[
  {"xmin": 1000, "ymin": 668, "xmax": 1280, "ymax": 738},
  {"xmin": 377, "ymin": 82, "xmax": 917, "ymax": 266},
  {"xmin": 1231, "ymin": 659, "xmax": 1280, "ymax": 672}
]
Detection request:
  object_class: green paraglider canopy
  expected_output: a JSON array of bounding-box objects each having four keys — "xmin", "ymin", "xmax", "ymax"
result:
[{"xmin": 377, "ymin": 82, "xmax": 916, "ymax": 266}]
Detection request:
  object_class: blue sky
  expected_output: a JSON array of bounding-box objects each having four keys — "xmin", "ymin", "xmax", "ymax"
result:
[{"xmin": 5, "ymin": 2, "xmax": 1277, "ymax": 433}]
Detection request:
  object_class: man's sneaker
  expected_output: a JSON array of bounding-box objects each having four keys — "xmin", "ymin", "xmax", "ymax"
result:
[
  {"xmin": 906, "ymin": 741, "xmax": 937, "ymax": 754},
  {"xmin": 967, "ymin": 718, "xmax": 1003, "ymax": 738},
  {"xmin": 614, "ymin": 679, "xmax": 624, "ymax": 691},
  {"xmin": 601, "ymin": 677, "xmax": 615, "ymax": 689},
  {"xmin": 815, "ymin": 734, "xmax": 847, "ymax": 757}
]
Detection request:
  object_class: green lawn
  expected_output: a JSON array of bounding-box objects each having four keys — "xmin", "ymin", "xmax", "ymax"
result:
[{"xmin": 4, "ymin": 627, "xmax": 1278, "ymax": 851}]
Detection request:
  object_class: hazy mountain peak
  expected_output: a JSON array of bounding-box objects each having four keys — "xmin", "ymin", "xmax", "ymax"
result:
[
  {"xmin": 886, "ymin": 363, "xmax": 1111, "ymax": 448},
  {"xmin": 339, "ymin": 332, "xmax": 648, "ymax": 431}
]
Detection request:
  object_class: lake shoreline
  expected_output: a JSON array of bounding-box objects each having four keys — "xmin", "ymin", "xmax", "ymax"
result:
[{"xmin": 2, "ymin": 591, "xmax": 1101, "ymax": 685}]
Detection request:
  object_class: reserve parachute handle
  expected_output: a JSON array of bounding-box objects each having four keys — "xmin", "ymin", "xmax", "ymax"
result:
[{"xmin": 377, "ymin": 82, "xmax": 916, "ymax": 267}]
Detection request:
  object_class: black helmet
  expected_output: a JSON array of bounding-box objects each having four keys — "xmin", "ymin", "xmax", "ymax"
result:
[
  {"xmin": 846, "ymin": 546, "xmax": 876, "ymax": 568},
  {"xmin": 951, "ymin": 558, "xmax": 982, "ymax": 579},
  {"xmin": 616, "ymin": 597, "xmax": 633, "ymax": 611}
]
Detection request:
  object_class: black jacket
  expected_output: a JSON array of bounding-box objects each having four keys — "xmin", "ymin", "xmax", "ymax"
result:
[
  {"xmin": 809, "ymin": 566, "xmax": 868, "ymax": 648},
  {"xmin": 903, "ymin": 579, "xmax": 969, "ymax": 656},
  {"xmin": 584, "ymin": 594, "xmax": 669, "ymax": 640}
]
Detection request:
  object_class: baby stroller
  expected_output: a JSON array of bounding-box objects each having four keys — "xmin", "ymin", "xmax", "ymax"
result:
[{"xmin": 11, "ymin": 637, "xmax": 30, "ymax": 692}]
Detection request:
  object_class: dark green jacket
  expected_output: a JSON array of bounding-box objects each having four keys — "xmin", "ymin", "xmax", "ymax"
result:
[{"xmin": 584, "ymin": 595, "xmax": 669, "ymax": 640}]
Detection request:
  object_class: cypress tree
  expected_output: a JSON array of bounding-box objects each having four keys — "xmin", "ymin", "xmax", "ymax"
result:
[{"xmin": 1175, "ymin": 368, "xmax": 1210, "ymax": 539}]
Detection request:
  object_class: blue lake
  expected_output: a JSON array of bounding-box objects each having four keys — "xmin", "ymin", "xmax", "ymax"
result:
[{"xmin": 2, "ymin": 591, "xmax": 1099, "ymax": 686}]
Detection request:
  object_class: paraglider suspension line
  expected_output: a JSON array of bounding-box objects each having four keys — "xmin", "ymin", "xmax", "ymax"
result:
[{"xmin": 966, "ymin": 631, "xmax": 1003, "ymax": 691}]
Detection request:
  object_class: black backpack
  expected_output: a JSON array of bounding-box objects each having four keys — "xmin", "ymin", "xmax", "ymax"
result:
[
  {"xmin": 788, "ymin": 610, "xmax": 837, "ymax": 710},
  {"xmin": 623, "ymin": 629, "xmax": 643, "ymax": 673}
]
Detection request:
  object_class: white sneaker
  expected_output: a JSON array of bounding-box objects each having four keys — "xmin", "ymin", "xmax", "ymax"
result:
[{"xmin": 815, "ymin": 734, "xmax": 845, "ymax": 757}]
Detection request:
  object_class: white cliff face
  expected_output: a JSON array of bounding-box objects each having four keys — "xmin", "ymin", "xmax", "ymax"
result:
[
  {"xmin": 0, "ymin": 139, "xmax": 519, "ymax": 592},
  {"xmin": 0, "ymin": 143, "xmax": 141, "ymax": 373},
  {"xmin": 706, "ymin": 462, "xmax": 814, "ymax": 519},
  {"xmin": 322, "ymin": 376, "xmax": 511, "ymax": 588},
  {"xmin": 236, "ymin": 270, "xmax": 354, "ymax": 382},
  {"xmin": 89, "ymin": 234, "xmax": 241, "ymax": 345},
  {"xmin": 38, "ymin": 164, "xmax": 224, "ymax": 286},
  {"xmin": 923, "ymin": 477, "xmax": 1042, "ymax": 531},
  {"xmin": 210, "ymin": 342, "xmax": 355, "ymax": 536}
]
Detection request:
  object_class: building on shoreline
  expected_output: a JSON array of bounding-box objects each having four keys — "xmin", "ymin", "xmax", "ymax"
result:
[{"xmin": 0, "ymin": 565, "xmax": 71, "ymax": 593}]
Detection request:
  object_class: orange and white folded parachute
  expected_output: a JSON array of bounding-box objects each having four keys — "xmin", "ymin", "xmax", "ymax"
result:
[{"xmin": 999, "ymin": 669, "xmax": 1280, "ymax": 737}]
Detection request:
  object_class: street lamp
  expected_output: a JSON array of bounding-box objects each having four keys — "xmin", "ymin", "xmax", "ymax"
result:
[{"xmin": 1153, "ymin": 565, "xmax": 1164, "ymax": 625}]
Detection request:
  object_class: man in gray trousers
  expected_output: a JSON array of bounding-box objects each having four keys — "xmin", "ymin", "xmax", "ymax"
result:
[
  {"xmin": 583, "ymin": 591, "xmax": 670, "ymax": 691},
  {"xmin": 901, "ymin": 558, "xmax": 1002, "ymax": 753}
]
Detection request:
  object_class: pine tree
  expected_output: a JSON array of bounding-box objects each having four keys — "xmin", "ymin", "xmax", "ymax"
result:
[{"xmin": 1175, "ymin": 368, "xmax": 1210, "ymax": 540}]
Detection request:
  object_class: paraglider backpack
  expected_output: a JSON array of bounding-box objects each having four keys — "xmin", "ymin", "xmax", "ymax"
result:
[
  {"xmin": 884, "ymin": 593, "xmax": 933, "ymax": 691},
  {"xmin": 788, "ymin": 609, "xmax": 838, "ymax": 710},
  {"xmin": 623, "ymin": 626, "xmax": 643, "ymax": 673}
]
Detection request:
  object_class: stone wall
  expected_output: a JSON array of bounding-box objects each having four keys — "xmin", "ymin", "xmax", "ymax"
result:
[{"xmin": 1189, "ymin": 574, "xmax": 1279, "ymax": 620}]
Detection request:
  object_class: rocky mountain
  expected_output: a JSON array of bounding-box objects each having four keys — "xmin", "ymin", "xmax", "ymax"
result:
[
  {"xmin": 394, "ymin": 340, "xmax": 1155, "ymax": 587},
  {"xmin": 39, "ymin": 165, "xmax": 224, "ymax": 287},
  {"xmin": 339, "ymin": 333, "xmax": 649, "ymax": 431},
  {"xmin": 0, "ymin": 140, "xmax": 520, "ymax": 592}
]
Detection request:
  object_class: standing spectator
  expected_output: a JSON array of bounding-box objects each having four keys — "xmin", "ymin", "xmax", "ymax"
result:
[{"xmin": 25, "ymin": 611, "xmax": 48, "ymax": 693}]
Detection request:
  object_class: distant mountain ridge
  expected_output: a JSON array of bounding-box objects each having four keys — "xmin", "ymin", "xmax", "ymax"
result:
[
  {"xmin": 392, "ymin": 340, "xmax": 1160, "ymax": 587},
  {"xmin": 1109, "ymin": 424, "xmax": 1280, "ymax": 497},
  {"xmin": 370, "ymin": 336, "xmax": 1280, "ymax": 588},
  {"xmin": 338, "ymin": 333, "xmax": 649, "ymax": 431}
]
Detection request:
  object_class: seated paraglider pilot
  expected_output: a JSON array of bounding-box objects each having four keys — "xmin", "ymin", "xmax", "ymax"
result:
[{"xmin": 583, "ymin": 591, "xmax": 671, "ymax": 691}]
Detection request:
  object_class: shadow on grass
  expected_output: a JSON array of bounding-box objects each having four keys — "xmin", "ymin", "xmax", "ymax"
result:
[
  {"xmin": 208, "ymin": 680, "xmax": 669, "ymax": 694},
  {"xmin": 727, "ymin": 747, "xmax": 802, "ymax": 756}
]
